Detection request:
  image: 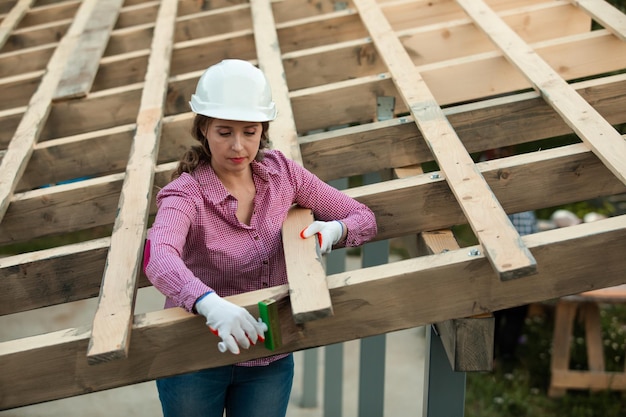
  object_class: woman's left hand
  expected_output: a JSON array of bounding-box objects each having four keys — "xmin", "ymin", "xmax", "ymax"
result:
[{"xmin": 300, "ymin": 220, "xmax": 345, "ymax": 254}]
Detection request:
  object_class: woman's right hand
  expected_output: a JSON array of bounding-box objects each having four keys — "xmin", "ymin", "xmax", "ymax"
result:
[{"xmin": 195, "ymin": 292, "xmax": 267, "ymax": 354}]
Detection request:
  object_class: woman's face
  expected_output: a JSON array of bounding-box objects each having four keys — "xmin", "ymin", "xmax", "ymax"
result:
[{"xmin": 204, "ymin": 118, "xmax": 262, "ymax": 176}]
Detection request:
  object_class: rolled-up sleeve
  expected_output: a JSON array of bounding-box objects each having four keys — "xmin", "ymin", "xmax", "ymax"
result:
[
  {"xmin": 284, "ymin": 155, "xmax": 378, "ymax": 247},
  {"xmin": 145, "ymin": 184, "xmax": 213, "ymax": 312}
]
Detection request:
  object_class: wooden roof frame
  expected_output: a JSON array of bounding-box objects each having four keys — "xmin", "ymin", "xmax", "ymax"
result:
[{"xmin": 1, "ymin": 0, "xmax": 625, "ymax": 410}]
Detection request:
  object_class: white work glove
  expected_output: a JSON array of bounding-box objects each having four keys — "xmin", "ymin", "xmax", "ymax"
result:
[
  {"xmin": 300, "ymin": 220, "xmax": 344, "ymax": 254},
  {"xmin": 195, "ymin": 292, "xmax": 267, "ymax": 354}
]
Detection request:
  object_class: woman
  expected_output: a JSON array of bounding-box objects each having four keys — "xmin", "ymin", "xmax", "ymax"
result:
[{"xmin": 144, "ymin": 59, "xmax": 377, "ymax": 417}]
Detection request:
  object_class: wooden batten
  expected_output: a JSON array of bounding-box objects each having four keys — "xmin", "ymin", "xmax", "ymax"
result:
[
  {"xmin": 1, "ymin": 215, "xmax": 626, "ymax": 409},
  {"xmin": 354, "ymin": 0, "xmax": 537, "ymax": 281},
  {"xmin": 1, "ymin": 0, "xmax": 625, "ymax": 410},
  {"xmin": 86, "ymin": 0, "xmax": 178, "ymax": 364},
  {"xmin": 458, "ymin": 0, "xmax": 626, "ymax": 186},
  {"xmin": 0, "ymin": 0, "xmax": 35, "ymax": 49},
  {"xmin": 53, "ymin": 0, "xmax": 124, "ymax": 100}
]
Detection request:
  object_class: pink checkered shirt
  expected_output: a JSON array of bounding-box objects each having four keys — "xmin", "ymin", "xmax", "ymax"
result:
[{"xmin": 145, "ymin": 150, "xmax": 377, "ymax": 366}]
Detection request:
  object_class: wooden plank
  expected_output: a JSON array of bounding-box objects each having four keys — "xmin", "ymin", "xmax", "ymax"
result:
[
  {"xmin": 1, "ymin": 214, "xmax": 626, "ymax": 409},
  {"xmin": 0, "ymin": 0, "xmax": 34, "ymax": 50},
  {"xmin": 2, "ymin": 24, "xmax": 621, "ymax": 144},
  {"xmin": 1, "ymin": 174, "xmax": 123, "ymax": 246},
  {"xmin": 0, "ymin": 70, "xmax": 41, "ymax": 110},
  {"xmin": 3, "ymin": 141, "xmax": 626, "ymax": 248},
  {"xmin": 16, "ymin": 124, "xmax": 134, "ymax": 191},
  {"xmin": 282, "ymin": 2, "xmax": 590, "ymax": 92},
  {"xmin": 0, "ymin": 237, "xmax": 154, "ymax": 316},
  {"xmin": 572, "ymin": 0, "xmax": 626, "ymax": 41},
  {"xmin": 3, "ymin": 143, "xmax": 625, "ymax": 316},
  {"xmin": 0, "ymin": 44, "xmax": 55, "ymax": 78},
  {"xmin": 353, "ymin": 0, "xmax": 537, "ymax": 281},
  {"xmin": 0, "ymin": 0, "xmax": 105, "ymax": 222},
  {"xmin": 457, "ymin": 0, "xmax": 626, "ymax": 186},
  {"xmin": 14, "ymin": 72, "xmax": 626, "ymax": 190},
  {"xmin": 0, "ymin": 19, "xmax": 70, "ymax": 53},
  {"xmin": 250, "ymin": 0, "xmax": 302, "ymax": 162},
  {"xmin": 86, "ymin": 0, "xmax": 177, "ymax": 364},
  {"xmin": 548, "ymin": 300, "xmax": 578, "ymax": 397},
  {"xmin": 288, "ymin": 30, "xmax": 626, "ymax": 134},
  {"xmin": 281, "ymin": 207, "xmax": 333, "ymax": 322},
  {"xmin": 551, "ymin": 370, "xmax": 626, "ymax": 392},
  {"xmin": 53, "ymin": 0, "xmax": 124, "ymax": 100},
  {"xmin": 582, "ymin": 303, "xmax": 605, "ymax": 375},
  {"xmin": 250, "ymin": 0, "xmax": 333, "ymax": 321},
  {"xmin": 17, "ymin": 1, "xmax": 79, "ymax": 28}
]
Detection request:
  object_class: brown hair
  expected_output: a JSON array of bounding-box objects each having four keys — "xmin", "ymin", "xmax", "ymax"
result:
[{"xmin": 171, "ymin": 114, "xmax": 271, "ymax": 180}]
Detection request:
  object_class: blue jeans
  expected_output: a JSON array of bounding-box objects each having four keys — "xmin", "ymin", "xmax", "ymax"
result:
[{"xmin": 156, "ymin": 354, "xmax": 294, "ymax": 417}]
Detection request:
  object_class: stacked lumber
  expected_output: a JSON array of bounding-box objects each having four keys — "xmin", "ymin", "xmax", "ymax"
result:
[{"xmin": 0, "ymin": 0, "xmax": 625, "ymax": 409}]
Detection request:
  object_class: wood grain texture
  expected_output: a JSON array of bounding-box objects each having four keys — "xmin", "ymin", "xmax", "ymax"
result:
[
  {"xmin": 1, "ymin": 214, "xmax": 625, "ymax": 409},
  {"xmin": 353, "ymin": 0, "xmax": 537, "ymax": 280},
  {"xmin": 571, "ymin": 0, "xmax": 626, "ymax": 41},
  {"xmin": 457, "ymin": 0, "xmax": 626, "ymax": 186},
  {"xmin": 53, "ymin": 0, "xmax": 124, "ymax": 100},
  {"xmin": 0, "ymin": 0, "xmax": 101, "ymax": 221},
  {"xmin": 281, "ymin": 206, "xmax": 333, "ymax": 323},
  {"xmin": 87, "ymin": 0, "xmax": 178, "ymax": 364}
]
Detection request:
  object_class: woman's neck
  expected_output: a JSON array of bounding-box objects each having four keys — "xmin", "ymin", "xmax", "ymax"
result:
[{"xmin": 212, "ymin": 164, "xmax": 254, "ymax": 193}]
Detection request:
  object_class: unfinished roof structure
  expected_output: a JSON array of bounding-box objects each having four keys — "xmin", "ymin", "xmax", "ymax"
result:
[{"xmin": 1, "ymin": 0, "xmax": 625, "ymax": 410}]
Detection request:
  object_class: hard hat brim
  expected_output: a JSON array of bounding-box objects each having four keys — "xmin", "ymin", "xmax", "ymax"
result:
[{"xmin": 189, "ymin": 99, "xmax": 277, "ymax": 122}]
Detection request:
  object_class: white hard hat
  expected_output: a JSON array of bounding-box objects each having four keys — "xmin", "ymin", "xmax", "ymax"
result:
[{"xmin": 189, "ymin": 59, "xmax": 277, "ymax": 122}]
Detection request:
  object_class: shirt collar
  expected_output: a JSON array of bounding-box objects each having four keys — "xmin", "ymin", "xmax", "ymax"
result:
[{"xmin": 192, "ymin": 156, "xmax": 278, "ymax": 204}]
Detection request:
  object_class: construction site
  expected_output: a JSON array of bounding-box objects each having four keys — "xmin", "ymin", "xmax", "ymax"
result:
[{"xmin": 1, "ymin": 0, "xmax": 626, "ymax": 416}]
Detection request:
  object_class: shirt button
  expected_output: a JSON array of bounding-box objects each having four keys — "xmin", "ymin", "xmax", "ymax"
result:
[
  {"xmin": 263, "ymin": 260, "xmax": 268, "ymax": 265},
  {"xmin": 254, "ymin": 235, "xmax": 260, "ymax": 240},
  {"xmin": 262, "ymin": 282, "xmax": 268, "ymax": 287}
]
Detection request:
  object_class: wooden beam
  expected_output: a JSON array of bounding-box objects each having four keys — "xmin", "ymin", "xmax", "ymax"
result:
[
  {"xmin": 0, "ymin": 0, "xmax": 34, "ymax": 50},
  {"xmin": 0, "ymin": 20, "xmax": 70, "ymax": 53},
  {"xmin": 287, "ymin": 29, "xmax": 626, "ymax": 134},
  {"xmin": 353, "ymin": 0, "xmax": 537, "ymax": 281},
  {"xmin": 394, "ymin": 164, "xmax": 495, "ymax": 373},
  {"xmin": 298, "ymin": 73, "xmax": 626, "ymax": 181},
  {"xmin": 86, "ymin": 0, "xmax": 177, "ymax": 364},
  {"xmin": 17, "ymin": 1, "xmax": 79, "ymax": 27},
  {"xmin": 53, "ymin": 0, "xmax": 124, "ymax": 100},
  {"xmin": 0, "ymin": 70, "xmax": 41, "ymax": 110},
  {"xmin": 13, "ymin": 73, "xmax": 625, "ymax": 191},
  {"xmin": 0, "ymin": 0, "xmax": 105, "ymax": 222},
  {"xmin": 571, "ymin": 0, "xmax": 626, "ymax": 41},
  {"xmin": 3, "ymin": 143, "xmax": 625, "ymax": 317},
  {"xmin": 0, "ymin": 44, "xmax": 54, "ymax": 78},
  {"xmin": 250, "ymin": 0, "xmax": 333, "ymax": 322},
  {"xmin": 3, "ymin": 140, "xmax": 625, "ymax": 248},
  {"xmin": 1, "ymin": 215, "xmax": 625, "ymax": 409},
  {"xmin": 281, "ymin": 207, "xmax": 333, "ymax": 322},
  {"xmin": 16, "ymin": 124, "xmax": 135, "ymax": 191},
  {"xmin": 250, "ymin": 0, "xmax": 301, "ymax": 162},
  {"xmin": 2, "ymin": 21, "xmax": 622, "ymax": 144},
  {"xmin": 457, "ymin": 0, "xmax": 626, "ymax": 186}
]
